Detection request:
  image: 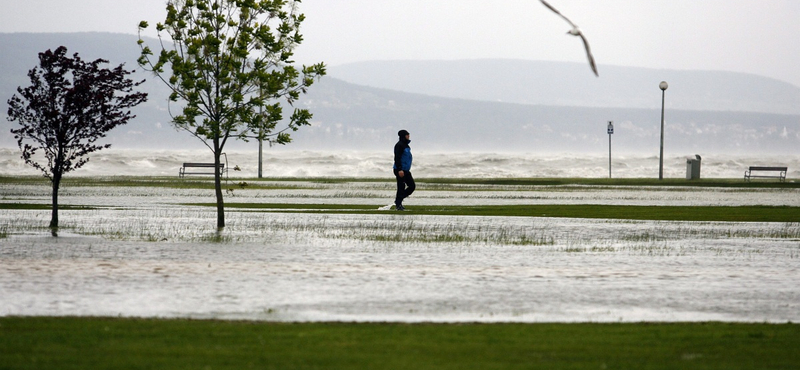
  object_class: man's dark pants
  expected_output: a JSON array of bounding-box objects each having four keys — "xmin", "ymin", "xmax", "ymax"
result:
[{"xmin": 394, "ymin": 169, "xmax": 415, "ymax": 206}]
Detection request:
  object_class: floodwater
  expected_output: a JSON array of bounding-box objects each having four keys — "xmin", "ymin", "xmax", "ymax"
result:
[{"xmin": 1, "ymin": 179, "xmax": 798, "ymax": 323}]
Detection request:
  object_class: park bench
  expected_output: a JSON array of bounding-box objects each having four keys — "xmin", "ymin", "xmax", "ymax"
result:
[
  {"xmin": 179, "ymin": 163, "xmax": 227, "ymax": 177},
  {"xmin": 744, "ymin": 166, "xmax": 787, "ymax": 182},
  {"xmin": 179, "ymin": 163, "xmax": 228, "ymax": 179},
  {"xmin": 179, "ymin": 153, "xmax": 229, "ymax": 179}
]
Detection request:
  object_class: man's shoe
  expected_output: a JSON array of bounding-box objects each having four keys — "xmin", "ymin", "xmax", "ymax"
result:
[{"xmin": 395, "ymin": 204, "xmax": 405, "ymax": 211}]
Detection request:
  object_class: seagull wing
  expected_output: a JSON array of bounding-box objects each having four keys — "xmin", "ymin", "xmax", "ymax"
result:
[
  {"xmin": 539, "ymin": 0, "xmax": 577, "ymax": 29},
  {"xmin": 540, "ymin": 0, "xmax": 599, "ymax": 77},
  {"xmin": 577, "ymin": 32, "xmax": 598, "ymax": 76}
]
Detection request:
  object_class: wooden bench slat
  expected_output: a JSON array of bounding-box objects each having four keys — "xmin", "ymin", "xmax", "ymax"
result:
[{"xmin": 182, "ymin": 163, "xmax": 223, "ymax": 167}]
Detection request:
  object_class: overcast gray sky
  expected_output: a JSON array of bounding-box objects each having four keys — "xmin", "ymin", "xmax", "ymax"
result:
[{"xmin": 2, "ymin": 0, "xmax": 799, "ymax": 87}]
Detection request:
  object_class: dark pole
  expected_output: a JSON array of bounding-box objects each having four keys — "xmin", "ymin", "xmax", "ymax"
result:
[
  {"xmin": 258, "ymin": 86, "xmax": 263, "ymax": 179},
  {"xmin": 607, "ymin": 121, "xmax": 613, "ymax": 178},
  {"xmin": 658, "ymin": 81, "xmax": 668, "ymax": 180}
]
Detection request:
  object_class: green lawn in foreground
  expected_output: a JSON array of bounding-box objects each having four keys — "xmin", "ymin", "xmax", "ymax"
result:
[{"xmin": 1, "ymin": 317, "xmax": 797, "ymax": 370}]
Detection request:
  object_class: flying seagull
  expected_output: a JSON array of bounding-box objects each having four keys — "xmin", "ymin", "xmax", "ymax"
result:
[{"xmin": 540, "ymin": 0, "xmax": 598, "ymax": 76}]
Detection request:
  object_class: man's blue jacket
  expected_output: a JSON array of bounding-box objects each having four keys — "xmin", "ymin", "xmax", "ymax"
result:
[{"xmin": 393, "ymin": 138, "xmax": 412, "ymax": 172}]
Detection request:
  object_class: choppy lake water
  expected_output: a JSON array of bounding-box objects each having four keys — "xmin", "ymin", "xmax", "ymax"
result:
[
  {"xmin": 1, "ymin": 177, "xmax": 798, "ymax": 323},
  {"xmin": 2, "ymin": 147, "xmax": 799, "ymax": 179}
]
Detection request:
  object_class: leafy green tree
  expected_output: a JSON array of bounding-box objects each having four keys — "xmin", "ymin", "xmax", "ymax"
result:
[
  {"xmin": 138, "ymin": 0, "xmax": 326, "ymax": 229},
  {"xmin": 7, "ymin": 46, "xmax": 148, "ymax": 231}
]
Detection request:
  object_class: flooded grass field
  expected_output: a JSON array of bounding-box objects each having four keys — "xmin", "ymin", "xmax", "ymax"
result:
[{"xmin": 1, "ymin": 177, "xmax": 799, "ymax": 323}]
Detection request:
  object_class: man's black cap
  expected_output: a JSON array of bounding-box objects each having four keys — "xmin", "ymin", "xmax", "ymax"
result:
[{"xmin": 398, "ymin": 129, "xmax": 410, "ymax": 137}]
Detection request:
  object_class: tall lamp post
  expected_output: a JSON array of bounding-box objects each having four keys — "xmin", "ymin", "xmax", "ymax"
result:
[
  {"xmin": 257, "ymin": 86, "xmax": 264, "ymax": 178},
  {"xmin": 658, "ymin": 81, "xmax": 668, "ymax": 180},
  {"xmin": 607, "ymin": 121, "xmax": 613, "ymax": 178}
]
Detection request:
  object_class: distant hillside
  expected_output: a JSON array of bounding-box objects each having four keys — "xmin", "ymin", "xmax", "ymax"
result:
[
  {"xmin": 0, "ymin": 32, "xmax": 157, "ymax": 97},
  {"xmin": 0, "ymin": 32, "xmax": 177, "ymax": 147},
  {"xmin": 329, "ymin": 60, "xmax": 800, "ymax": 115},
  {"xmin": 295, "ymin": 77, "xmax": 800, "ymax": 154},
  {"xmin": 1, "ymin": 32, "xmax": 798, "ymax": 155}
]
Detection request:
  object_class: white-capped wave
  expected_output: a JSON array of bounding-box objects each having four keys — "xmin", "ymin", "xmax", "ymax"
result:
[{"xmin": 0, "ymin": 147, "xmax": 797, "ymax": 179}]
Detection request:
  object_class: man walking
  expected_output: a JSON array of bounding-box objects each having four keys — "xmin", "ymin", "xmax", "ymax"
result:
[{"xmin": 393, "ymin": 129, "xmax": 415, "ymax": 210}]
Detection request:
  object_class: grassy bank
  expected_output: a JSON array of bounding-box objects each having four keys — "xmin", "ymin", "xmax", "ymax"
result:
[
  {"xmin": 217, "ymin": 203, "xmax": 800, "ymax": 222},
  {"xmin": 1, "ymin": 317, "xmax": 798, "ymax": 370},
  {"xmin": 3, "ymin": 202, "xmax": 797, "ymax": 222}
]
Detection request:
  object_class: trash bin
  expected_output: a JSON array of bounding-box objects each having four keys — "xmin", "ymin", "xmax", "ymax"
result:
[{"xmin": 686, "ymin": 154, "xmax": 701, "ymax": 180}]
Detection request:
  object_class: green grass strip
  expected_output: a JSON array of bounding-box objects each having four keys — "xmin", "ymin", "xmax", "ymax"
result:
[
  {"xmin": 421, "ymin": 177, "xmax": 800, "ymax": 188},
  {"xmin": 209, "ymin": 203, "xmax": 800, "ymax": 222},
  {"xmin": 1, "ymin": 317, "xmax": 797, "ymax": 370},
  {"xmin": 0, "ymin": 203, "xmax": 96, "ymax": 210},
  {"xmin": 6, "ymin": 200, "xmax": 796, "ymax": 222},
  {"xmin": 0, "ymin": 176, "xmax": 315, "ymax": 190}
]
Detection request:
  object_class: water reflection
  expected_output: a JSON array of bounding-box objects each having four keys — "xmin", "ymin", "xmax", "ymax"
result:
[
  {"xmin": 1, "ymin": 180, "xmax": 798, "ymax": 322},
  {"xmin": 2, "ymin": 214, "xmax": 798, "ymax": 323}
]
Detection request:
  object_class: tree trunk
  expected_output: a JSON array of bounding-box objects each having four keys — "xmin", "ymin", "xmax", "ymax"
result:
[
  {"xmin": 214, "ymin": 148, "xmax": 225, "ymax": 229},
  {"xmin": 49, "ymin": 172, "xmax": 61, "ymax": 230}
]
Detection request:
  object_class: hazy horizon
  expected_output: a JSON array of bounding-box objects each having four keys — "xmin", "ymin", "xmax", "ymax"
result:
[
  {"xmin": 2, "ymin": 4, "xmax": 798, "ymax": 158},
  {"xmin": 1, "ymin": 1, "xmax": 799, "ymax": 87}
]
